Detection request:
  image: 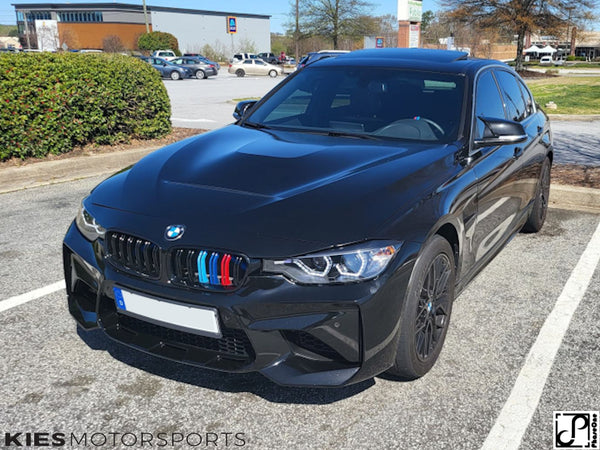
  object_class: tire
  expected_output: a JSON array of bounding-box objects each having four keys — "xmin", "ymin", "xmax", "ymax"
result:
[
  {"xmin": 235, "ymin": 69, "xmax": 245, "ymax": 77},
  {"xmin": 269, "ymin": 70, "xmax": 278, "ymax": 78},
  {"xmin": 522, "ymin": 157, "xmax": 551, "ymax": 233},
  {"xmin": 170, "ymin": 71, "xmax": 181, "ymax": 81},
  {"xmin": 388, "ymin": 235, "xmax": 455, "ymax": 380},
  {"xmin": 196, "ymin": 69, "xmax": 206, "ymax": 79}
]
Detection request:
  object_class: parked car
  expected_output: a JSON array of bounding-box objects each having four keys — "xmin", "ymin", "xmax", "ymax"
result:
[
  {"xmin": 230, "ymin": 52, "xmax": 257, "ymax": 63},
  {"xmin": 147, "ymin": 57, "xmax": 192, "ymax": 80},
  {"xmin": 297, "ymin": 50, "xmax": 350, "ymax": 69},
  {"xmin": 228, "ymin": 59, "xmax": 284, "ymax": 77},
  {"xmin": 64, "ymin": 48, "xmax": 552, "ymax": 387},
  {"xmin": 152, "ymin": 50, "xmax": 177, "ymax": 61},
  {"xmin": 195, "ymin": 56, "xmax": 221, "ymax": 71},
  {"xmin": 539, "ymin": 55, "xmax": 553, "ymax": 65},
  {"xmin": 171, "ymin": 56, "xmax": 218, "ymax": 79},
  {"xmin": 258, "ymin": 52, "xmax": 279, "ymax": 65}
]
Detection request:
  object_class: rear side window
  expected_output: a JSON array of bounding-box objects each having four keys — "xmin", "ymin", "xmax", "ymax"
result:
[
  {"xmin": 495, "ymin": 70, "xmax": 527, "ymax": 122},
  {"xmin": 474, "ymin": 71, "xmax": 506, "ymax": 139},
  {"xmin": 518, "ymin": 79, "xmax": 536, "ymax": 116}
]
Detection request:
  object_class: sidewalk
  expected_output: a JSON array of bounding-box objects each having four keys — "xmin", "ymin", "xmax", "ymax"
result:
[{"xmin": 1, "ymin": 145, "xmax": 598, "ymax": 213}]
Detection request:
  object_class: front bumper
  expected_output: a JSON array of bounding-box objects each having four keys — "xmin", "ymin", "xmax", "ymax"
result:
[{"xmin": 63, "ymin": 222, "xmax": 416, "ymax": 387}]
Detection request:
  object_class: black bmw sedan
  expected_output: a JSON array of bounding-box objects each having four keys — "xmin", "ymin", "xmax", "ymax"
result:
[{"xmin": 63, "ymin": 48, "xmax": 552, "ymax": 387}]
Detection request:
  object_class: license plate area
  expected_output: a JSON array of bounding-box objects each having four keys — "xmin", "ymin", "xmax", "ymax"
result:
[{"xmin": 113, "ymin": 287, "xmax": 221, "ymax": 338}]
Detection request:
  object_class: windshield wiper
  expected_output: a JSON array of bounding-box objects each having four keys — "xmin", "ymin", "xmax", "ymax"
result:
[
  {"xmin": 327, "ymin": 131, "xmax": 381, "ymax": 140},
  {"xmin": 243, "ymin": 121, "xmax": 271, "ymax": 130}
]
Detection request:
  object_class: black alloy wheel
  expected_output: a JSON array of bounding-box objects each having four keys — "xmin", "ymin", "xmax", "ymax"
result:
[
  {"xmin": 236, "ymin": 69, "xmax": 245, "ymax": 77},
  {"xmin": 522, "ymin": 156, "xmax": 551, "ymax": 233},
  {"xmin": 415, "ymin": 253, "xmax": 452, "ymax": 361},
  {"xmin": 388, "ymin": 235, "xmax": 455, "ymax": 380}
]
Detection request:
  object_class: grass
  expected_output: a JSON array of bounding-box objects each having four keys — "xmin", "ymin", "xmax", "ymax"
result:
[
  {"xmin": 231, "ymin": 97, "xmax": 261, "ymax": 102},
  {"xmin": 526, "ymin": 76, "xmax": 600, "ymax": 114}
]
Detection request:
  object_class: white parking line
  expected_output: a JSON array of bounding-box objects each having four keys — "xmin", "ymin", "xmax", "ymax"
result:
[
  {"xmin": 481, "ymin": 219, "xmax": 600, "ymax": 450},
  {"xmin": 0, "ymin": 280, "xmax": 65, "ymax": 313}
]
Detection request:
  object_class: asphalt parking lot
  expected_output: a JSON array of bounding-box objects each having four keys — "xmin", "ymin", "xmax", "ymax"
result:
[
  {"xmin": 0, "ymin": 174, "xmax": 599, "ymax": 449},
  {"xmin": 1, "ymin": 73, "xmax": 599, "ymax": 450}
]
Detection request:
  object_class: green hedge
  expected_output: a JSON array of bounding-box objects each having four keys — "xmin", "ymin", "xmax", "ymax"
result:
[
  {"xmin": 138, "ymin": 32, "xmax": 180, "ymax": 54},
  {"xmin": 0, "ymin": 53, "xmax": 171, "ymax": 160}
]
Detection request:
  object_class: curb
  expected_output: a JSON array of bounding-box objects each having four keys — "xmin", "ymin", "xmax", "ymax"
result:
[
  {"xmin": 0, "ymin": 146, "xmax": 159, "ymax": 194},
  {"xmin": 549, "ymin": 184, "xmax": 600, "ymax": 213},
  {"xmin": 1, "ymin": 147, "xmax": 599, "ymax": 214},
  {"xmin": 548, "ymin": 114, "xmax": 600, "ymax": 121}
]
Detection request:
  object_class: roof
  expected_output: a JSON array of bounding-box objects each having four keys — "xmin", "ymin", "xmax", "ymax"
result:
[
  {"xmin": 11, "ymin": 2, "xmax": 270, "ymax": 19},
  {"xmin": 316, "ymin": 48, "xmax": 508, "ymax": 75}
]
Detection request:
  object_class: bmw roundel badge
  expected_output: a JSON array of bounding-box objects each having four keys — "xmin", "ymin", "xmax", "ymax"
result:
[{"xmin": 165, "ymin": 225, "xmax": 185, "ymax": 241}]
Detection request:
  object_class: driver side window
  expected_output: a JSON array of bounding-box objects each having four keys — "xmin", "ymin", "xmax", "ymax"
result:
[{"xmin": 474, "ymin": 71, "xmax": 506, "ymax": 140}]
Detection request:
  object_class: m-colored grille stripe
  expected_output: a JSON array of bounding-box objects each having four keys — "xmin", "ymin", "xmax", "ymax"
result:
[{"xmin": 197, "ymin": 251, "xmax": 209, "ymax": 283}]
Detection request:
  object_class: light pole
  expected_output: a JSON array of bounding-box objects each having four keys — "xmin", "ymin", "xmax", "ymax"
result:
[
  {"xmin": 295, "ymin": 0, "xmax": 299, "ymax": 61},
  {"xmin": 142, "ymin": 0, "xmax": 149, "ymax": 33}
]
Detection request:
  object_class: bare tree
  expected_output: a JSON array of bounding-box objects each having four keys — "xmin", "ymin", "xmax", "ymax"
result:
[
  {"xmin": 444, "ymin": 0, "xmax": 597, "ymax": 71},
  {"xmin": 299, "ymin": 0, "xmax": 374, "ymax": 49},
  {"xmin": 103, "ymin": 35, "xmax": 125, "ymax": 53}
]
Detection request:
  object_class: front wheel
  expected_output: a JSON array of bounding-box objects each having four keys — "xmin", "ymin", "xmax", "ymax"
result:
[
  {"xmin": 387, "ymin": 235, "xmax": 455, "ymax": 380},
  {"xmin": 268, "ymin": 70, "xmax": 278, "ymax": 78},
  {"xmin": 196, "ymin": 69, "xmax": 206, "ymax": 79},
  {"xmin": 522, "ymin": 157, "xmax": 551, "ymax": 233},
  {"xmin": 235, "ymin": 69, "xmax": 245, "ymax": 77},
  {"xmin": 170, "ymin": 71, "xmax": 181, "ymax": 81}
]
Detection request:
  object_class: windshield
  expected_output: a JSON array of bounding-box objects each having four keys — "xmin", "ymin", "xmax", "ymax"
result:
[{"xmin": 246, "ymin": 66, "xmax": 465, "ymax": 143}]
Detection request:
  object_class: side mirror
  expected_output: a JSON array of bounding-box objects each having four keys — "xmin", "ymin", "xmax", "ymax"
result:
[
  {"xmin": 473, "ymin": 117, "xmax": 528, "ymax": 147},
  {"xmin": 233, "ymin": 100, "xmax": 257, "ymax": 121}
]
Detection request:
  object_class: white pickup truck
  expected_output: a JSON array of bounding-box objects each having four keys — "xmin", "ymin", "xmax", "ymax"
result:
[{"xmin": 152, "ymin": 50, "xmax": 177, "ymax": 61}]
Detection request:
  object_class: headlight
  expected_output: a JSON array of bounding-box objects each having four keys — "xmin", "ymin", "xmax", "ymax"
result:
[
  {"xmin": 263, "ymin": 241, "xmax": 401, "ymax": 285},
  {"xmin": 75, "ymin": 201, "xmax": 106, "ymax": 241}
]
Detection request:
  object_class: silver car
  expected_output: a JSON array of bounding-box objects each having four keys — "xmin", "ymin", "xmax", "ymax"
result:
[
  {"xmin": 171, "ymin": 57, "xmax": 218, "ymax": 79},
  {"xmin": 228, "ymin": 59, "xmax": 284, "ymax": 78}
]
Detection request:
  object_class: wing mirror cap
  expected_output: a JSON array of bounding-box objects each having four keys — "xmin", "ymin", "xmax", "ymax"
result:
[
  {"xmin": 233, "ymin": 100, "xmax": 257, "ymax": 121},
  {"xmin": 473, "ymin": 117, "xmax": 528, "ymax": 147}
]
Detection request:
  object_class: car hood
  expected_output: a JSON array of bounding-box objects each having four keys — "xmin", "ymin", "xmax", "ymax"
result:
[{"xmin": 90, "ymin": 125, "xmax": 457, "ymax": 257}]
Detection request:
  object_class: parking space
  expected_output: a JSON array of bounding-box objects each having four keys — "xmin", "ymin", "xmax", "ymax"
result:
[
  {"xmin": 165, "ymin": 73, "xmax": 287, "ymax": 131},
  {"xmin": 1, "ymin": 175, "xmax": 599, "ymax": 448}
]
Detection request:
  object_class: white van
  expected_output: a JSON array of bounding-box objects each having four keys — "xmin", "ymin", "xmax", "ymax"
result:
[{"xmin": 539, "ymin": 56, "xmax": 553, "ymax": 65}]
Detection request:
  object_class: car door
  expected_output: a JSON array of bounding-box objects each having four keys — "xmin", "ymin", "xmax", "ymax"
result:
[
  {"xmin": 150, "ymin": 58, "xmax": 166, "ymax": 76},
  {"xmin": 467, "ymin": 68, "xmax": 534, "ymax": 270}
]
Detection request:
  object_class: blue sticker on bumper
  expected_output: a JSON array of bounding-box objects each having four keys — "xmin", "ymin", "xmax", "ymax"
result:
[{"xmin": 113, "ymin": 287, "xmax": 126, "ymax": 310}]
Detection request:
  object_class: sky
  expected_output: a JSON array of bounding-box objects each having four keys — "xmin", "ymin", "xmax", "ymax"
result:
[
  {"xmin": 0, "ymin": 0, "xmax": 441, "ymax": 32},
  {"xmin": 1, "ymin": 0, "xmax": 597, "ymax": 32}
]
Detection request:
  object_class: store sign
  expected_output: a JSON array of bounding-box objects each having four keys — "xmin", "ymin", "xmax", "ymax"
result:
[
  {"xmin": 227, "ymin": 16, "xmax": 237, "ymax": 34},
  {"xmin": 409, "ymin": 24, "xmax": 420, "ymax": 48},
  {"xmin": 398, "ymin": 0, "xmax": 422, "ymax": 22}
]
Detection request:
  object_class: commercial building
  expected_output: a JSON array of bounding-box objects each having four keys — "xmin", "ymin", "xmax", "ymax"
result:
[{"xmin": 12, "ymin": 3, "xmax": 270, "ymax": 53}]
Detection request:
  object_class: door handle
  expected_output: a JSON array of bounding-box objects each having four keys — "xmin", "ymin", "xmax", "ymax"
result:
[{"xmin": 514, "ymin": 147, "xmax": 523, "ymax": 159}]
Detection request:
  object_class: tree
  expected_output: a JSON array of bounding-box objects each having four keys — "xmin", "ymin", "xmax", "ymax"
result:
[
  {"xmin": 137, "ymin": 31, "xmax": 180, "ymax": 54},
  {"xmin": 421, "ymin": 10, "xmax": 435, "ymax": 33},
  {"xmin": 103, "ymin": 35, "xmax": 125, "ymax": 53},
  {"xmin": 445, "ymin": 0, "xmax": 597, "ymax": 71},
  {"xmin": 298, "ymin": 0, "xmax": 374, "ymax": 49}
]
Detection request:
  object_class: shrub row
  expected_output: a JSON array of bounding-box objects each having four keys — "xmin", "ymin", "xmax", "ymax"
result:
[{"xmin": 0, "ymin": 53, "xmax": 171, "ymax": 160}]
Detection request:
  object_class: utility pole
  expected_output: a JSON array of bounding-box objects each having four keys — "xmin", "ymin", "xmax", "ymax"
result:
[
  {"xmin": 142, "ymin": 0, "xmax": 149, "ymax": 33},
  {"xmin": 295, "ymin": 0, "xmax": 299, "ymax": 61}
]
